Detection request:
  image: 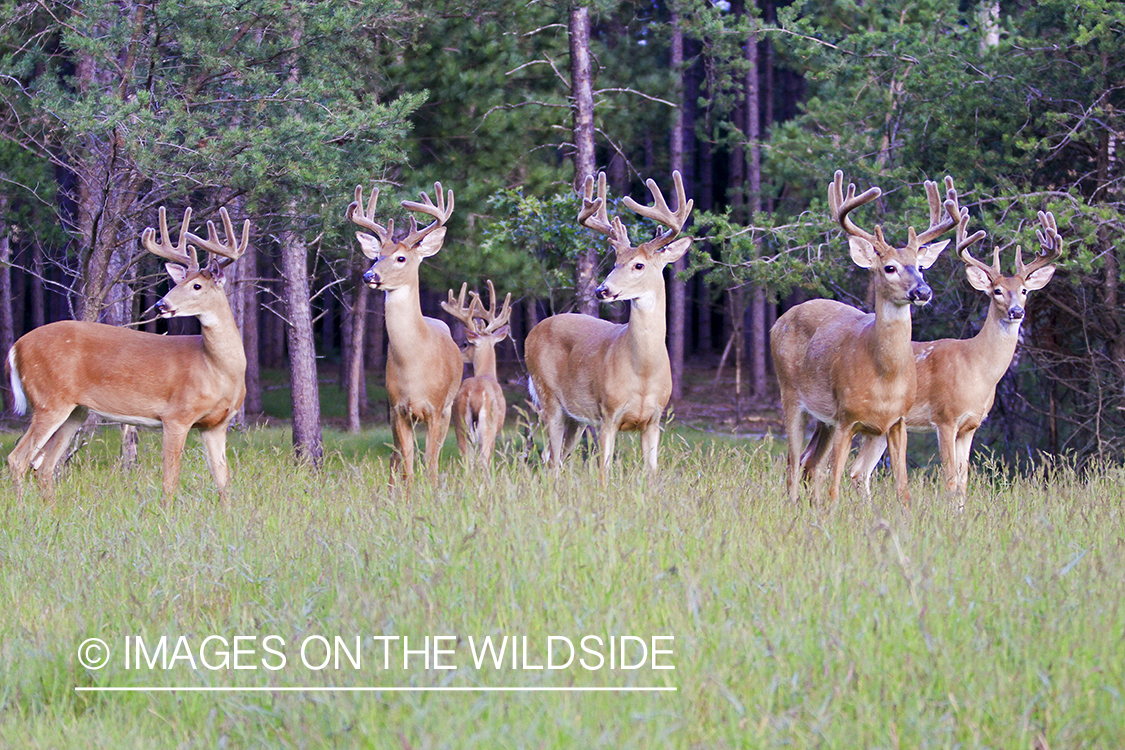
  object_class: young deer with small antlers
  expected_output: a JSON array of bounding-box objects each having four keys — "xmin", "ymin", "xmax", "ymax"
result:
[
  {"xmin": 7, "ymin": 206, "xmax": 249, "ymax": 503},
  {"xmin": 525, "ymin": 171, "xmax": 692, "ymax": 479},
  {"xmin": 770, "ymin": 171, "xmax": 965, "ymax": 505},
  {"xmin": 440, "ymin": 280, "xmax": 512, "ymax": 466},
  {"xmin": 347, "ymin": 182, "xmax": 462, "ymax": 486},
  {"xmin": 850, "ymin": 209, "xmax": 1062, "ymax": 499}
]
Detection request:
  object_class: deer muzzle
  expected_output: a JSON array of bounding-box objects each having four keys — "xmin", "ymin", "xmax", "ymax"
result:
[
  {"xmin": 363, "ymin": 268, "xmax": 381, "ymax": 288},
  {"xmin": 154, "ymin": 298, "xmax": 174, "ymax": 318},
  {"xmin": 594, "ymin": 283, "xmax": 617, "ymax": 301},
  {"xmin": 1007, "ymin": 305, "xmax": 1025, "ymax": 321},
  {"xmin": 908, "ymin": 281, "xmax": 933, "ymax": 306}
]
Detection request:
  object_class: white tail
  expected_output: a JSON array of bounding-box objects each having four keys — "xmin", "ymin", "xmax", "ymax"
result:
[
  {"xmin": 770, "ymin": 171, "xmax": 962, "ymax": 505},
  {"xmin": 348, "ymin": 182, "xmax": 462, "ymax": 486},
  {"xmin": 440, "ymin": 280, "xmax": 511, "ymax": 467},
  {"xmin": 525, "ymin": 171, "xmax": 692, "ymax": 479},
  {"xmin": 851, "ymin": 209, "xmax": 1062, "ymax": 499},
  {"xmin": 7, "ymin": 348, "xmax": 27, "ymax": 415},
  {"xmin": 7, "ymin": 206, "xmax": 249, "ymax": 503}
]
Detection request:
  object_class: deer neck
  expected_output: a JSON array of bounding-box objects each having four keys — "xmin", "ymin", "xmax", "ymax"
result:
[
  {"xmin": 382, "ymin": 284, "xmax": 429, "ymax": 347},
  {"xmin": 965, "ymin": 302, "xmax": 1023, "ymax": 382},
  {"xmin": 471, "ymin": 344, "xmax": 499, "ymax": 380},
  {"xmin": 868, "ymin": 298, "xmax": 915, "ymax": 376},
  {"xmin": 198, "ymin": 298, "xmax": 246, "ymax": 373},
  {"xmin": 620, "ymin": 285, "xmax": 668, "ymax": 373}
]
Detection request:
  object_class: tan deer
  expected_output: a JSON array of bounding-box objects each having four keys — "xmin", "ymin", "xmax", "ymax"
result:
[
  {"xmin": 525, "ymin": 170, "xmax": 692, "ymax": 479},
  {"xmin": 440, "ymin": 280, "xmax": 512, "ymax": 466},
  {"xmin": 7, "ymin": 206, "xmax": 249, "ymax": 503},
  {"xmin": 347, "ymin": 182, "xmax": 462, "ymax": 486},
  {"xmin": 850, "ymin": 209, "xmax": 1062, "ymax": 499},
  {"xmin": 770, "ymin": 171, "xmax": 966, "ymax": 505}
]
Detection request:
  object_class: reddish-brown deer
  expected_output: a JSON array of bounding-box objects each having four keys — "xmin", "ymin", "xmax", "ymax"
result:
[
  {"xmin": 347, "ymin": 182, "xmax": 462, "ymax": 486},
  {"xmin": 7, "ymin": 206, "xmax": 249, "ymax": 503},
  {"xmin": 525, "ymin": 171, "xmax": 692, "ymax": 479},
  {"xmin": 850, "ymin": 209, "xmax": 1062, "ymax": 500},
  {"xmin": 770, "ymin": 171, "xmax": 966, "ymax": 505},
  {"xmin": 440, "ymin": 280, "xmax": 512, "ymax": 467}
]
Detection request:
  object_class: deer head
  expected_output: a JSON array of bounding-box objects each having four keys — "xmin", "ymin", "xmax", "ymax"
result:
[
  {"xmin": 142, "ymin": 206, "xmax": 249, "ymax": 321},
  {"xmin": 347, "ymin": 182, "xmax": 454, "ymax": 292},
  {"xmin": 579, "ymin": 171, "xmax": 693, "ymax": 309}
]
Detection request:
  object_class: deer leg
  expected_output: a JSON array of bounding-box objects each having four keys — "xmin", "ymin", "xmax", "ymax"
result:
[
  {"xmin": 453, "ymin": 403, "xmax": 472, "ymax": 464},
  {"xmin": 479, "ymin": 404, "xmax": 500, "ymax": 468},
  {"xmin": 802, "ymin": 422, "xmax": 834, "ymax": 503},
  {"xmin": 641, "ymin": 420, "xmax": 661, "ymax": 473},
  {"xmin": 200, "ymin": 423, "xmax": 232, "ymax": 499},
  {"xmin": 160, "ymin": 423, "xmax": 191, "ymax": 504},
  {"xmin": 8, "ymin": 406, "xmax": 77, "ymax": 499},
  {"xmin": 33, "ymin": 406, "xmax": 89, "ymax": 497},
  {"xmin": 851, "ymin": 434, "xmax": 887, "ymax": 498},
  {"xmin": 827, "ymin": 422, "xmax": 857, "ymax": 504},
  {"xmin": 390, "ymin": 410, "xmax": 415, "ymax": 488},
  {"xmin": 596, "ymin": 421, "xmax": 620, "ymax": 484},
  {"xmin": 954, "ymin": 428, "xmax": 976, "ymax": 501},
  {"xmin": 936, "ymin": 423, "xmax": 959, "ymax": 496},
  {"xmin": 885, "ymin": 419, "xmax": 911, "ymax": 506},
  {"xmin": 423, "ymin": 405, "xmax": 453, "ymax": 485},
  {"xmin": 780, "ymin": 396, "xmax": 805, "ymax": 503}
]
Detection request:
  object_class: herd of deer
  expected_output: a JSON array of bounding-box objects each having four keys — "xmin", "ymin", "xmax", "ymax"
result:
[{"xmin": 3, "ymin": 169, "xmax": 1062, "ymax": 507}]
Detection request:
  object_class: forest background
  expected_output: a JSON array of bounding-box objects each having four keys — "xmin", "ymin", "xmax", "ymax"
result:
[{"xmin": 0, "ymin": 0, "xmax": 1122, "ymax": 469}]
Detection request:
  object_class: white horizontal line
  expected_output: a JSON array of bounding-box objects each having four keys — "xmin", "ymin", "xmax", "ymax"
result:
[{"xmin": 75, "ymin": 686, "xmax": 676, "ymax": 693}]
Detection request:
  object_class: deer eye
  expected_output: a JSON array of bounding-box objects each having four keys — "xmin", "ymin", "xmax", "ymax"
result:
[
  {"xmin": 634, "ymin": 262, "xmax": 645, "ymax": 271},
  {"xmin": 396, "ymin": 256, "xmax": 407, "ymax": 263},
  {"xmin": 193, "ymin": 283, "xmax": 202, "ymax": 290},
  {"xmin": 994, "ymin": 288, "xmax": 1003, "ymax": 296},
  {"xmin": 884, "ymin": 265, "xmax": 897, "ymax": 274}
]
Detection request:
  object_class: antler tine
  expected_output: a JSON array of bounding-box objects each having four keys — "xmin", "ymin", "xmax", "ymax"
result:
[
  {"xmin": 622, "ymin": 170, "xmax": 694, "ymax": 248},
  {"xmin": 828, "ymin": 170, "xmax": 881, "ymax": 243},
  {"xmin": 347, "ymin": 184, "xmax": 394, "ymax": 246},
  {"xmin": 440, "ymin": 282, "xmax": 478, "ymax": 331},
  {"xmin": 186, "ymin": 207, "xmax": 249, "ymax": 268},
  {"xmin": 577, "ymin": 172, "xmax": 630, "ymax": 249},
  {"xmin": 401, "ymin": 182, "xmax": 455, "ymax": 247},
  {"xmin": 914, "ymin": 176, "xmax": 959, "ymax": 245},
  {"xmin": 142, "ymin": 206, "xmax": 199, "ymax": 271},
  {"xmin": 945, "ymin": 199, "xmax": 995, "ymax": 280},
  {"xmin": 1018, "ymin": 210, "xmax": 1064, "ymax": 278},
  {"xmin": 474, "ymin": 279, "xmax": 513, "ymax": 335}
]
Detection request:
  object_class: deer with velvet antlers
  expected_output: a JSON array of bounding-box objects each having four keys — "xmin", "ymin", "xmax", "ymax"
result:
[
  {"xmin": 440, "ymin": 280, "xmax": 512, "ymax": 467},
  {"xmin": 525, "ymin": 171, "xmax": 692, "ymax": 479},
  {"xmin": 347, "ymin": 182, "xmax": 462, "ymax": 487},
  {"xmin": 850, "ymin": 209, "xmax": 1062, "ymax": 500},
  {"xmin": 7, "ymin": 206, "xmax": 249, "ymax": 503},
  {"xmin": 770, "ymin": 171, "xmax": 969, "ymax": 505}
]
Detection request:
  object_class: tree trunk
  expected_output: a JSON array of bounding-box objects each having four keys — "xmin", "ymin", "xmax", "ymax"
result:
[
  {"xmin": 569, "ymin": 3, "xmax": 599, "ymax": 316},
  {"xmin": 745, "ymin": 14, "xmax": 768, "ymax": 399},
  {"xmin": 346, "ymin": 270, "xmax": 369, "ymax": 434},
  {"xmin": 669, "ymin": 5, "xmax": 687, "ymax": 401},
  {"xmin": 0, "ymin": 196, "xmax": 13, "ymax": 413},
  {"xmin": 280, "ymin": 207, "xmax": 323, "ymax": 465}
]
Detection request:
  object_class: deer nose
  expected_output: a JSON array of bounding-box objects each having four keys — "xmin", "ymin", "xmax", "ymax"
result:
[
  {"xmin": 908, "ymin": 283, "xmax": 933, "ymax": 305},
  {"xmin": 363, "ymin": 268, "xmax": 380, "ymax": 287},
  {"xmin": 1008, "ymin": 305, "xmax": 1025, "ymax": 321},
  {"xmin": 594, "ymin": 284, "xmax": 615, "ymax": 301},
  {"xmin": 154, "ymin": 299, "xmax": 172, "ymax": 317}
]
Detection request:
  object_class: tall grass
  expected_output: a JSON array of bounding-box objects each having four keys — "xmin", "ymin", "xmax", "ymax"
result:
[{"xmin": 0, "ymin": 425, "xmax": 1122, "ymax": 748}]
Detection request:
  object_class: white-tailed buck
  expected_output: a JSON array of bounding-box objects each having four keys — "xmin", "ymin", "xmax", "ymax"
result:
[
  {"xmin": 851, "ymin": 209, "xmax": 1062, "ymax": 499},
  {"xmin": 7, "ymin": 206, "xmax": 249, "ymax": 503},
  {"xmin": 770, "ymin": 171, "xmax": 965, "ymax": 505},
  {"xmin": 525, "ymin": 170, "xmax": 692, "ymax": 478},
  {"xmin": 347, "ymin": 182, "xmax": 462, "ymax": 486},
  {"xmin": 440, "ymin": 280, "xmax": 512, "ymax": 466}
]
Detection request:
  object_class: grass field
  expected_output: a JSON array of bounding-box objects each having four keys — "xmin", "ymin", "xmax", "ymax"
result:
[{"xmin": 1, "ymin": 423, "xmax": 1123, "ymax": 748}]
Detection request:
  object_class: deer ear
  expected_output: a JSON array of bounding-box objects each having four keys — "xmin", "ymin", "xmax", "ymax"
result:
[
  {"xmin": 355, "ymin": 232, "xmax": 381, "ymax": 260},
  {"xmin": 917, "ymin": 239, "xmax": 950, "ymax": 269},
  {"xmin": 166, "ymin": 263, "xmax": 188, "ymax": 285},
  {"xmin": 964, "ymin": 264, "xmax": 992, "ymax": 291},
  {"xmin": 417, "ymin": 226, "xmax": 447, "ymax": 258},
  {"xmin": 1024, "ymin": 264, "xmax": 1056, "ymax": 290},
  {"xmin": 492, "ymin": 324, "xmax": 510, "ymax": 340},
  {"xmin": 657, "ymin": 236, "xmax": 692, "ymax": 265},
  {"xmin": 848, "ymin": 236, "xmax": 877, "ymax": 268}
]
